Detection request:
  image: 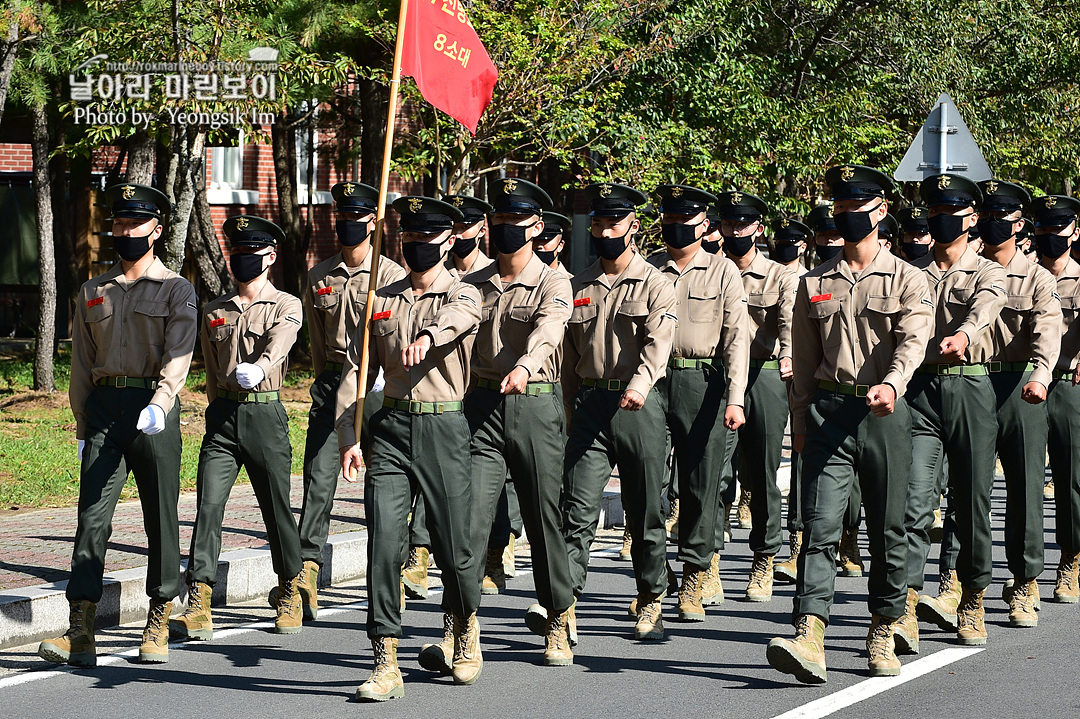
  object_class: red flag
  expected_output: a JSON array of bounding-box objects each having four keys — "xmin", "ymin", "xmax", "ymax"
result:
[{"xmin": 400, "ymin": 0, "xmax": 498, "ymax": 135}]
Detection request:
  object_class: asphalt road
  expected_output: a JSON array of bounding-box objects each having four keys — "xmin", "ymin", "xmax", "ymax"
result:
[{"xmin": 2, "ymin": 484, "xmax": 1079, "ymax": 719}]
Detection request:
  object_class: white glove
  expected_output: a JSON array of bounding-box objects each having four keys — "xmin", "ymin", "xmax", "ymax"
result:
[
  {"xmin": 137, "ymin": 404, "xmax": 166, "ymax": 435},
  {"xmin": 236, "ymin": 362, "xmax": 265, "ymax": 390},
  {"xmin": 372, "ymin": 367, "xmax": 386, "ymax": 394},
  {"xmin": 77, "ymin": 439, "xmax": 85, "ymax": 461}
]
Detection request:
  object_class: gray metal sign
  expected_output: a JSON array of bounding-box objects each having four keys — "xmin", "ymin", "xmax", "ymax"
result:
[{"xmin": 894, "ymin": 93, "xmax": 992, "ymax": 182}]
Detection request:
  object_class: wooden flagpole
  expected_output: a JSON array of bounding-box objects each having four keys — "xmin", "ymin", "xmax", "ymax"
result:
[{"xmin": 349, "ymin": 0, "xmax": 409, "ymax": 479}]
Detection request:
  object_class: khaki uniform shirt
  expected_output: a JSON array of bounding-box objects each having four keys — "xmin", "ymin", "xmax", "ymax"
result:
[
  {"xmin": 446, "ymin": 249, "xmax": 494, "ymax": 277},
  {"xmin": 553, "ymin": 262, "xmax": 573, "ymax": 280},
  {"xmin": 70, "ymin": 258, "xmax": 199, "ymax": 439},
  {"xmin": 649, "ymin": 247, "xmax": 751, "ymax": 407},
  {"xmin": 563, "ymin": 251, "xmax": 678, "ymax": 399},
  {"xmin": 913, "ymin": 246, "xmax": 1008, "ymax": 364},
  {"xmin": 201, "ymin": 282, "xmax": 302, "ymax": 402},
  {"xmin": 989, "ymin": 249, "xmax": 1061, "ymax": 388},
  {"xmin": 1051, "ymin": 258, "xmax": 1080, "ymax": 373},
  {"xmin": 790, "ymin": 248, "xmax": 933, "ymax": 434},
  {"xmin": 465, "ymin": 254, "xmax": 572, "ymax": 383},
  {"xmin": 740, "ymin": 250, "xmax": 798, "ymax": 361},
  {"xmin": 336, "ymin": 265, "xmax": 482, "ymax": 447},
  {"xmin": 304, "ymin": 251, "xmax": 406, "ymax": 375}
]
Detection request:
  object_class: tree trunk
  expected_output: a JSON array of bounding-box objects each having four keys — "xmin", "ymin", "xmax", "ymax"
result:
[
  {"xmin": 31, "ymin": 103, "xmax": 55, "ymax": 392},
  {"xmin": 48, "ymin": 101, "xmax": 74, "ymax": 335},
  {"xmin": 186, "ymin": 172, "xmax": 230, "ymax": 303},
  {"xmin": 0, "ymin": 14, "xmax": 19, "ymax": 126},
  {"xmin": 163, "ymin": 125, "xmax": 205, "ymax": 272},
  {"xmin": 270, "ymin": 116, "xmax": 302, "ymax": 298},
  {"xmin": 357, "ymin": 77, "xmax": 389, "ymax": 186},
  {"xmin": 125, "ymin": 129, "xmax": 157, "ymax": 185}
]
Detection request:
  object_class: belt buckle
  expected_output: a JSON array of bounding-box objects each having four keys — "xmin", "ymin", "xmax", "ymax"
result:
[
  {"xmin": 606, "ymin": 380, "xmax": 621, "ymax": 391},
  {"xmin": 115, "ymin": 376, "xmax": 127, "ymax": 389},
  {"xmin": 937, "ymin": 364, "xmax": 951, "ymax": 376},
  {"xmin": 855, "ymin": 384, "xmax": 869, "ymax": 398},
  {"xmin": 988, "ymin": 361, "xmax": 1001, "ymax": 373},
  {"xmin": 434, "ymin": 402, "xmax": 444, "ymax": 414},
  {"xmin": 408, "ymin": 400, "xmax": 423, "ymax": 415}
]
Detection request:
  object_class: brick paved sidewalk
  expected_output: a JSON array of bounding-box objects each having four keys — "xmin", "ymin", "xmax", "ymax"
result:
[{"xmin": 0, "ymin": 475, "xmax": 367, "ymax": 592}]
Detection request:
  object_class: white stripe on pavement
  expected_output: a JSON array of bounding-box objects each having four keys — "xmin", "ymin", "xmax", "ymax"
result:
[{"xmin": 767, "ymin": 647, "xmax": 985, "ymax": 719}]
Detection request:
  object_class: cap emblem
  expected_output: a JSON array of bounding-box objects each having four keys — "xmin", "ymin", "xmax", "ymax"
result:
[
  {"xmin": 236, "ymin": 216, "xmax": 249, "ymax": 230},
  {"xmin": 672, "ymin": 186, "xmax": 683, "ymax": 198},
  {"xmin": 840, "ymin": 166, "xmax": 855, "ymax": 181},
  {"xmin": 121, "ymin": 185, "xmax": 136, "ymax": 200},
  {"xmin": 504, "ymin": 178, "xmax": 518, "ymax": 193},
  {"xmin": 730, "ymin": 192, "xmax": 742, "ymax": 204},
  {"xmin": 937, "ymin": 175, "xmax": 951, "ymax": 190},
  {"xmin": 599, "ymin": 184, "xmax": 613, "ymax": 198},
  {"xmin": 985, "ymin": 181, "xmax": 998, "ymax": 195},
  {"xmin": 1045, "ymin": 196, "xmax": 1058, "ymax": 208},
  {"xmin": 409, "ymin": 197, "xmax": 424, "ymax": 213},
  {"xmin": 343, "ymin": 183, "xmax": 355, "ymax": 196}
]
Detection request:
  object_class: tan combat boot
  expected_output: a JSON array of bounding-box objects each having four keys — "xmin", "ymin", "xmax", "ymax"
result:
[
  {"xmin": 634, "ymin": 594, "xmax": 665, "ymax": 641},
  {"xmin": 1009, "ymin": 577, "xmax": 1039, "ymax": 627},
  {"xmin": 774, "ymin": 531, "xmax": 801, "ymax": 584},
  {"xmin": 745, "ymin": 553, "xmax": 774, "ymax": 602},
  {"xmin": 917, "ymin": 569, "xmax": 960, "ymax": 630},
  {"xmin": 930, "ymin": 506, "xmax": 944, "ymax": 544},
  {"xmin": 701, "ymin": 551, "xmax": 725, "ymax": 606},
  {"xmin": 452, "ymin": 612, "xmax": 483, "ymax": 685},
  {"xmin": 503, "ymin": 534, "xmax": 517, "ymax": 578},
  {"xmin": 169, "ymin": 580, "xmax": 214, "ymax": 641},
  {"xmin": 543, "ymin": 609, "xmax": 574, "ymax": 666},
  {"xmin": 1055, "ymin": 551, "xmax": 1080, "ymax": 603},
  {"xmin": 866, "ymin": 614, "xmax": 901, "ymax": 677},
  {"xmin": 956, "ymin": 585, "xmax": 988, "ymax": 645},
  {"xmin": 566, "ymin": 596, "xmax": 578, "ymax": 646},
  {"xmin": 678, "ymin": 566, "xmax": 706, "ymax": 621},
  {"xmin": 528, "ymin": 595, "xmax": 578, "ymax": 647},
  {"xmin": 402, "ymin": 546, "xmax": 431, "ymax": 599},
  {"xmin": 1044, "ymin": 479, "xmax": 1054, "ymax": 500},
  {"xmin": 356, "ymin": 637, "xmax": 404, "ymax": 702},
  {"xmin": 138, "ymin": 599, "xmax": 173, "ymax": 663},
  {"xmin": 665, "ymin": 499, "xmax": 680, "ymax": 542},
  {"xmin": 737, "ymin": 489, "xmax": 753, "ymax": 530},
  {"xmin": 418, "ymin": 612, "xmax": 454, "ymax": 674},
  {"xmin": 619, "ymin": 527, "xmax": 633, "ymax": 561},
  {"xmin": 1002, "ymin": 577, "xmax": 1041, "ymax": 608},
  {"xmin": 837, "ymin": 528, "xmax": 864, "ymax": 577},
  {"xmin": 297, "ymin": 560, "xmax": 319, "ymax": 620},
  {"xmin": 893, "ymin": 588, "xmax": 920, "ymax": 655},
  {"xmin": 275, "ymin": 570, "xmax": 304, "ymax": 634},
  {"xmin": 38, "ymin": 599, "xmax": 97, "ymax": 667},
  {"xmin": 766, "ymin": 614, "xmax": 827, "ymax": 684},
  {"xmin": 481, "ymin": 545, "xmax": 506, "ymax": 595}
]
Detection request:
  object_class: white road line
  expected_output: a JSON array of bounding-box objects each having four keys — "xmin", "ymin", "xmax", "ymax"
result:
[{"xmin": 767, "ymin": 647, "xmax": 986, "ymax": 719}]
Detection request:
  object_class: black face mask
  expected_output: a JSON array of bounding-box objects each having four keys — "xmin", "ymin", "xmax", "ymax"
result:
[
  {"xmin": 1036, "ymin": 231, "xmax": 1072, "ymax": 259},
  {"xmin": 661, "ymin": 221, "xmax": 703, "ymax": 249},
  {"xmin": 834, "ymin": 203, "xmax": 881, "ymax": 243},
  {"xmin": 114, "ymin": 232, "xmax": 155, "ymax": 262},
  {"xmin": 721, "ymin": 232, "xmax": 755, "ymax": 257},
  {"xmin": 902, "ymin": 242, "xmax": 931, "ymax": 260},
  {"xmin": 590, "ymin": 228, "xmax": 631, "ymax": 260},
  {"xmin": 336, "ymin": 219, "xmax": 370, "ymax": 247},
  {"xmin": 402, "ymin": 239, "xmax": 446, "ymax": 272},
  {"xmin": 701, "ymin": 239, "xmax": 721, "ymax": 254},
  {"xmin": 814, "ymin": 244, "xmax": 843, "ymax": 262},
  {"xmin": 976, "ymin": 217, "xmax": 1016, "ymax": 247},
  {"xmin": 534, "ymin": 248, "xmax": 557, "ymax": 266},
  {"xmin": 230, "ymin": 252, "xmax": 268, "ymax": 283},
  {"xmin": 772, "ymin": 243, "xmax": 801, "ymax": 264},
  {"xmin": 490, "ymin": 222, "xmax": 536, "ymax": 255},
  {"xmin": 927, "ymin": 212, "xmax": 972, "ymax": 245},
  {"xmin": 451, "ymin": 230, "xmax": 479, "ymax": 258},
  {"xmin": 1072, "ymin": 241, "xmax": 1080, "ymax": 258}
]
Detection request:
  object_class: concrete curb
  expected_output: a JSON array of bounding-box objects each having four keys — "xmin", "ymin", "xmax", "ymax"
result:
[{"xmin": 0, "ymin": 530, "xmax": 367, "ymax": 650}]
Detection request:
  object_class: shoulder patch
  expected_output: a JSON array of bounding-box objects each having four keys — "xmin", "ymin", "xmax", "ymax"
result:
[
  {"xmin": 1053, "ymin": 291, "xmax": 1062, "ymax": 301},
  {"xmin": 459, "ymin": 293, "xmax": 479, "ymax": 306},
  {"xmin": 87, "ymin": 296, "xmax": 105, "ymax": 308},
  {"xmin": 920, "ymin": 297, "xmax": 935, "ymax": 308},
  {"xmin": 553, "ymin": 297, "xmax": 569, "ymax": 309},
  {"xmin": 285, "ymin": 315, "xmax": 302, "ymax": 325},
  {"xmin": 186, "ymin": 301, "xmax": 197, "ymax": 311},
  {"xmin": 663, "ymin": 312, "xmax": 679, "ymax": 323}
]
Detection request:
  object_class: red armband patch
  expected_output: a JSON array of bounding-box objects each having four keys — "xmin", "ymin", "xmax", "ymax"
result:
[
  {"xmin": 372, "ymin": 311, "xmax": 391, "ymax": 321},
  {"xmin": 87, "ymin": 296, "xmax": 104, "ymax": 308},
  {"xmin": 209, "ymin": 317, "xmax": 226, "ymax": 327},
  {"xmin": 316, "ymin": 286, "xmax": 334, "ymax": 296},
  {"xmin": 573, "ymin": 297, "xmax": 591, "ymax": 307},
  {"xmin": 810, "ymin": 293, "xmax": 833, "ymax": 303}
]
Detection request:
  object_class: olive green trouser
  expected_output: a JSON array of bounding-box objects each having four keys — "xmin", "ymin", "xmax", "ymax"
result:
[
  {"xmin": 465, "ymin": 385, "xmax": 573, "ymax": 613},
  {"xmin": 365, "ymin": 407, "xmax": 479, "ymax": 638},
  {"xmin": 794, "ymin": 391, "xmax": 910, "ymax": 622},
  {"xmin": 787, "ymin": 450, "xmax": 862, "ymax": 535},
  {"xmin": 657, "ymin": 364, "xmax": 730, "ymax": 570},
  {"xmin": 297, "ymin": 368, "xmax": 384, "ymax": 566},
  {"xmin": 563, "ymin": 385, "xmax": 669, "ymax": 598},
  {"xmin": 905, "ymin": 373, "xmax": 997, "ymax": 591},
  {"xmin": 410, "ymin": 470, "xmax": 521, "ymax": 552},
  {"xmin": 187, "ymin": 399, "xmax": 301, "ymax": 586},
  {"xmin": 69, "ymin": 386, "xmax": 182, "ymax": 604},
  {"xmin": 1048, "ymin": 378, "xmax": 1080, "ymax": 556},
  {"xmin": 736, "ymin": 367, "xmax": 789, "ymax": 556}
]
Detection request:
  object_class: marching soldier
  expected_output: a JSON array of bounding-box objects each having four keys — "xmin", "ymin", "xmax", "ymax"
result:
[
  {"xmin": 701, "ymin": 204, "xmax": 723, "ymax": 255},
  {"xmin": 285, "ymin": 182, "xmax": 406, "ymax": 620},
  {"xmin": 649, "ymin": 184, "xmax": 749, "ymax": 620},
  {"xmin": 771, "ymin": 218, "xmax": 811, "ymax": 272},
  {"xmin": 719, "ymin": 190, "xmax": 797, "ymax": 601},
  {"xmin": 902, "ymin": 174, "xmax": 1007, "ymax": 647},
  {"xmin": 878, "ymin": 213, "xmax": 899, "ymax": 251},
  {"xmin": 1035, "ymin": 194, "xmax": 1080, "ymax": 605},
  {"xmin": 561, "ymin": 182, "xmax": 678, "ymax": 641},
  {"xmin": 39, "ymin": 183, "xmax": 197, "ymax": 667},
  {"xmin": 767, "ymin": 165, "xmax": 931, "ymax": 683},
  {"xmin": 340, "ymin": 196, "xmax": 483, "ymax": 701},
  {"xmin": 534, "ymin": 210, "xmax": 574, "ymax": 277},
  {"xmin": 898, "ymin": 207, "xmax": 933, "ymax": 262},
  {"xmin": 170, "ymin": 216, "xmax": 306, "ymax": 642},
  {"xmin": 808, "ymin": 204, "xmax": 843, "ymax": 264}
]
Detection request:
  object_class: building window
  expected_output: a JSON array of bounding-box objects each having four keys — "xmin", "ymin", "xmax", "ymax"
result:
[{"xmin": 210, "ymin": 130, "xmax": 244, "ymax": 190}]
